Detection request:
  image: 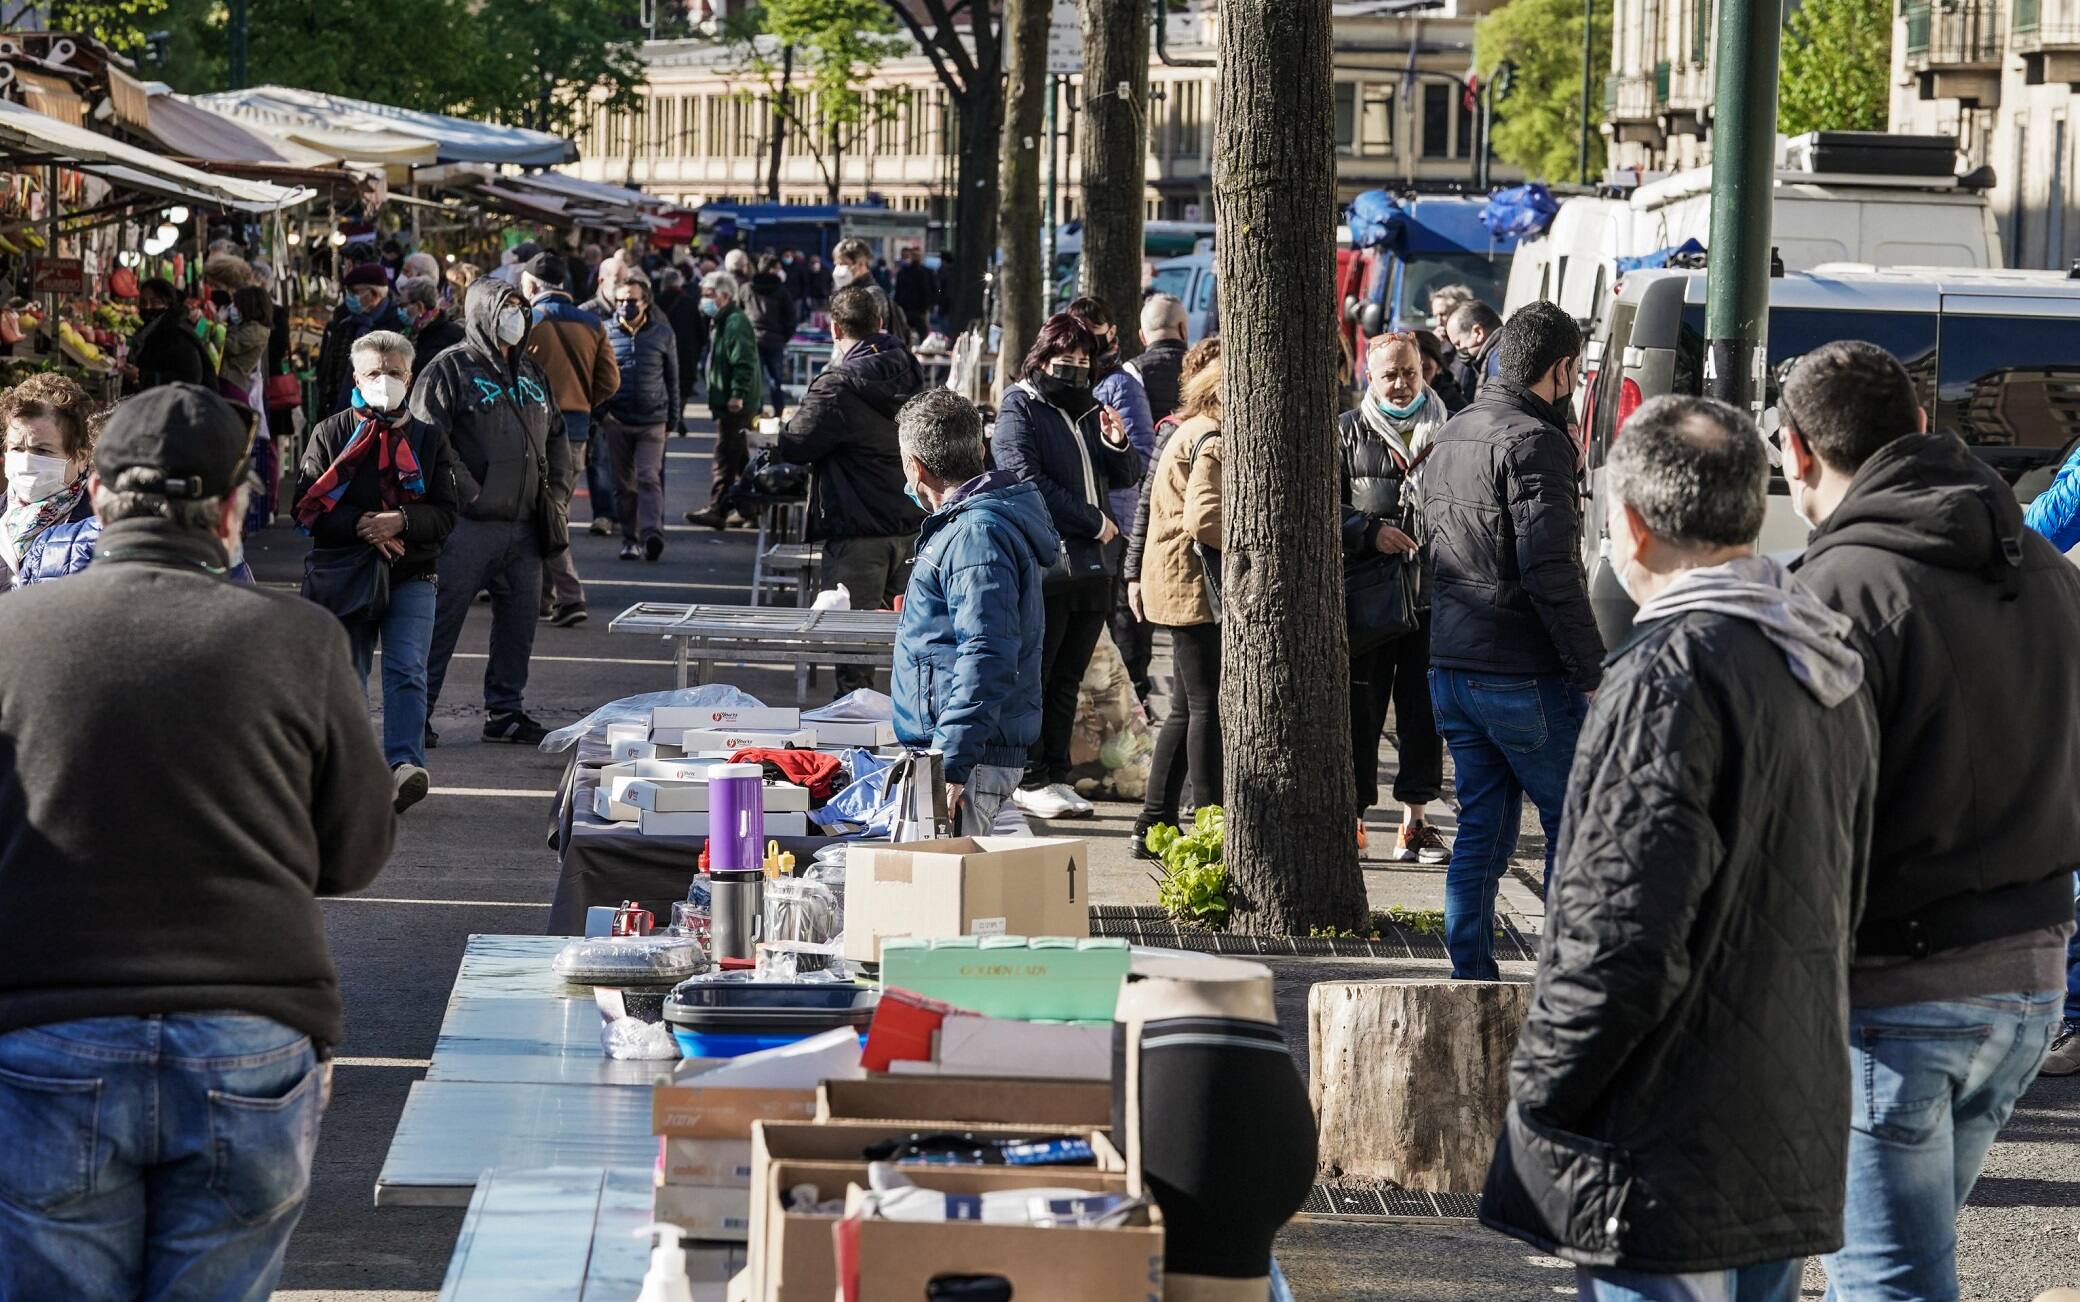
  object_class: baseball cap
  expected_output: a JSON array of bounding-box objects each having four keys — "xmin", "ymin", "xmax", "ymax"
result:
[
  {"xmin": 522, "ymin": 251, "xmax": 568, "ymax": 288},
  {"xmin": 95, "ymin": 384, "xmax": 252, "ymax": 500}
]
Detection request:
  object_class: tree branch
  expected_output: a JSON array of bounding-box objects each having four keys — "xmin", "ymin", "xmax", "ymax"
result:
[{"xmin": 914, "ymin": 0, "xmax": 979, "ymax": 89}]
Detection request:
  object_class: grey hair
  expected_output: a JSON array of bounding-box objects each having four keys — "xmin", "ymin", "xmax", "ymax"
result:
[
  {"xmin": 94, "ymin": 465, "xmax": 237, "ymax": 531},
  {"xmin": 394, "ymin": 275, "xmax": 440, "ymax": 310},
  {"xmin": 351, "ymin": 329, "xmax": 416, "ymax": 366},
  {"xmin": 896, "ymin": 389, "xmax": 985, "ymax": 484},
  {"xmin": 723, "ymin": 249, "xmax": 754, "ymax": 279},
  {"xmin": 701, "ymin": 270, "xmax": 740, "ymax": 301},
  {"xmin": 1605, "ymin": 395, "xmax": 1767, "ymax": 548},
  {"xmin": 1140, "ymin": 293, "xmax": 1186, "ymax": 335}
]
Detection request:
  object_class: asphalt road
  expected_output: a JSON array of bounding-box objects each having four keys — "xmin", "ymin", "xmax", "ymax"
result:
[{"xmin": 259, "ymin": 414, "xmax": 2080, "ymax": 1301}]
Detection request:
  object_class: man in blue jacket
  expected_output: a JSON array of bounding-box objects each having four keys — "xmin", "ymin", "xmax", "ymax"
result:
[{"xmin": 890, "ymin": 389, "xmax": 1061, "ymax": 836}]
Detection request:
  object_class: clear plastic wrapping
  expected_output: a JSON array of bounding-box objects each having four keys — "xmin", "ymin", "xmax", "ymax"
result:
[{"xmin": 551, "ymin": 935, "xmax": 709, "ymax": 985}]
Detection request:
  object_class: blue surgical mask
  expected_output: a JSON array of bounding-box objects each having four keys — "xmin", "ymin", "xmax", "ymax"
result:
[
  {"xmin": 1376, "ymin": 389, "xmax": 1427, "ymax": 421},
  {"xmin": 700, "ymin": 299, "xmax": 720, "ymax": 318},
  {"xmin": 905, "ymin": 482, "xmax": 928, "ymax": 512}
]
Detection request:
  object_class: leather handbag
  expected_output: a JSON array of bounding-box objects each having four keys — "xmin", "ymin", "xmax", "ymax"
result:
[
  {"xmin": 264, "ymin": 370, "xmax": 302, "ymax": 411},
  {"xmin": 301, "ymin": 543, "xmax": 390, "ymax": 624},
  {"xmin": 1344, "ymin": 551, "xmax": 1419, "ymax": 656}
]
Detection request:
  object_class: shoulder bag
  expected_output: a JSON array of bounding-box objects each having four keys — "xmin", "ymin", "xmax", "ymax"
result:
[
  {"xmin": 1344, "ymin": 443, "xmax": 1429, "ymax": 655},
  {"xmin": 302, "ymin": 543, "xmax": 390, "ymax": 624},
  {"xmin": 1186, "ymin": 429, "xmax": 1224, "ymax": 621}
]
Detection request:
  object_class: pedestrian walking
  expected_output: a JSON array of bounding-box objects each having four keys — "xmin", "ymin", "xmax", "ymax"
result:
[
  {"xmin": 0, "ymin": 383, "xmax": 394, "ymax": 1302},
  {"xmin": 1444, "ymin": 301, "xmax": 1503, "ymax": 399},
  {"xmin": 685, "ymin": 270, "xmax": 763, "ymax": 530},
  {"xmin": 601, "ymin": 275, "xmax": 681, "ymax": 563},
  {"xmin": 894, "ymin": 247, "xmax": 935, "ymax": 341},
  {"xmin": 397, "ymin": 274, "xmax": 466, "ymax": 362},
  {"xmin": 746, "ymin": 253, "xmax": 799, "ymax": 422},
  {"xmin": 1340, "ymin": 331, "xmax": 1450, "ymax": 866},
  {"xmin": 523, "ymin": 252, "xmax": 622, "ymax": 624},
  {"xmin": 315, "ymin": 264, "xmax": 410, "ymax": 417},
  {"xmin": 1481, "ymin": 395, "xmax": 1878, "ymax": 1302},
  {"xmin": 656, "ymin": 266, "xmax": 710, "ymax": 411},
  {"xmin": 832, "ymin": 237, "xmax": 902, "ymax": 345},
  {"xmin": 1128, "ymin": 356, "xmax": 1224, "ymax": 854},
  {"xmin": 992, "ymin": 311, "xmax": 1142, "ymax": 821},
  {"xmin": 1423, "ymin": 299, "xmax": 1603, "ymax": 980},
  {"xmin": 1068, "ymin": 295, "xmax": 1159, "ymax": 713},
  {"xmin": 777, "ymin": 283, "xmax": 925, "ymax": 691},
  {"xmin": 411, "ymin": 276, "xmax": 571, "ymax": 747},
  {"xmin": 217, "ymin": 285, "xmax": 272, "ymax": 410},
  {"xmin": 294, "ymin": 330, "xmax": 463, "ymax": 815},
  {"xmin": 891, "ymin": 389, "xmax": 1061, "ymax": 837},
  {"xmin": 125, "ymin": 276, "xmax": 212, "ymax": 393},
  {"xmin": 1779, "ymin": 341, "xmax": 2080, "ymax": 1300}
]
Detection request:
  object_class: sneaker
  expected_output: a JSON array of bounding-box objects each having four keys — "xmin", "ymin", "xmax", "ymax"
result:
[
  {"xmin": 425, "ymin": 723, "xmax": 439, "ymax": 751},
  {"xmin": 392, "ymin": 763, "xmax": 430, "ymax": 814},
  {"xmin": 684, "ymin": 508, "xmax": 727, "ymax": 530},
  {"xmin": 1012, "ymin": 785, "xmax": 1082, "ymax": 820},
  {"xmin": 483, "ymin": 710, "xmax": 550, "ymax": 745},
  {"xmin": 619, "ymin": 540, "xmax": 641, "ymax": 561},
  {"xmin": 1393, "ymin": 820, "xmax": 1453, "ymax": 865},
  {"xmin": 548, "ymin": 603, "xmax": 589, "ymax": 628},
  {"xmin": 644, "ymin": 533, "xmax": 665, "ymax": 562},
  {"xmin": 2042, "ymin": 1020, "xmax": 2080, "ymax": 1077},
  {"xmin": 587, "ymin": 518, "xmax": 613, "ymax": 537},
  {"xmin": 1053, "ymin": 782, "xmax": 1095, "ymax": 816}
]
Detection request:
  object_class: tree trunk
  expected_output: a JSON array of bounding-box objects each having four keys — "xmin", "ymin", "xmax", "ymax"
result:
[
  {"xmin": 828, "ymin": 119, "xmax": 844, "ymax": 205},
  {"xmin": 995, "ymin": 0, "xmax": 1051, "ymax": 377},
  {"xmin": 1214, "ymin": 0, "xmax": 1366, "ymax": 935},
  {"xmin": 1308, "ymin": 979, "xmax": 1531, "ymax": 1191},
  {"xmin": 948, "ymin": 74, "xmax": 1004, "ymax": 333},
  {"xmin": 1075, "ymin": 0, "xmax": 1150, "ymax": 341},
  {"xmin": 767, "ymin": 45, "xmax": 794, "ymax": 203}
]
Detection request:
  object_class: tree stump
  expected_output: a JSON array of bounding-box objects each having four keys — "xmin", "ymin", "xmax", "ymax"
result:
[{"xmin": 1308, "ymin": 978, "xmax": 1531, "ymax": 1192}]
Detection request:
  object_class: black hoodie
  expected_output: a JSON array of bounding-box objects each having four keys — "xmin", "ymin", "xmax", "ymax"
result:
[
  {"xmin": 1794, "ymin": 433, "xmax": 2080, "ymax": 967},
  {"xmin": 409, "ymin": 277, "xmax": 570, "ymax": 524},
  {"xmin": 777, "ymin": 332, "xmax": 927, "ymax": 541},
  {"xmin": 745, "ymin": 270, "xmax": 799, "ymax": 350}
]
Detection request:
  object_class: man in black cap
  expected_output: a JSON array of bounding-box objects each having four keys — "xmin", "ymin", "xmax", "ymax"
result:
[{"xmin": 0, "ymin": 383, "xmax": 394, "ymax": 1300}]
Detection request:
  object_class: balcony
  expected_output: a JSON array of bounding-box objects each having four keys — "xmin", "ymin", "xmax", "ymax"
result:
[
  {"xmin": 2012, "ymin": 0, "xmax": 2080, "ymax": 81},
  {"xmin": 1605, "ymin": 70, "xmax": 1664, "ymax": 146},
  {"xmin": 1905, "ymin": 0, "xmax": 2005, "ymax": 105}
]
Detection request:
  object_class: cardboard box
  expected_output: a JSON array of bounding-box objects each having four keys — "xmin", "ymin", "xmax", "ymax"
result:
[
  {"xmin": 817, "ymin": 1076, "xmax": 1112, "ymax": 1127},
  {"xmin": 930, "ymin": 1014, "xmax": 1112, "ymax": 1080},
  {"xmin": 655, "ymin": 705, "xmax": 803, "ymax": 731},
  {"xmin": 654, "ymin": 1083, "xmax": 821, "ymax": 1139},
  {"xmin": 601, "ymin": 757, "xmax": 713, "ymax": 784},
  {"xmin": 841, "ymin": 1190, "xmax": 1162, "ymax": 1301},
  {"xmin": 656, "ymin": 727, "xmax": 820, "ymax": 753},
  {"xmin": 594, "ymin": 787, "xmax": 639, "ymax": 823},
  {"xmin": 878, "ymin": 936, "xmax": 1130, "ymax": 1021},
  {"xmin": 610, "ymin": 777, "xmax": 813, "ymax": 814},
  {"xmin": 843, "ymin": 838, "xmax": 1090, "ymax": 963},
  {"xmin": 661, "ymin": 1136, "xmax": 759, "ymax": 1187},
  {"xmin": 805, "ymin": 719, "xmax": 896, "ymax": 748},
  {"xmin": 655, "ymin": 1182, "xmax": 753, "ymax": 1241},
  {"xmin": 641, "ymin": 810, "xmax": 809, "ymax": 838}
]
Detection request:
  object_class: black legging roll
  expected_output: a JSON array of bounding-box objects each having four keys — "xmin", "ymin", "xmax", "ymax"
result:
[
  {"xmin": 1349, "ymin": 612, "xmax": 1444, "ymax": 812},
  {"xmin": 1140, "ymin": 621, "xmax": 1221, "ymax": 828},
  {"xmin": 1024, "ymin": 579, "xmax": 1110, "ymax": 790}
]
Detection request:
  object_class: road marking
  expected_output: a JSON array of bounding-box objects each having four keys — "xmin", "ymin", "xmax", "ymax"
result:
[
  {"xmin": 442, "ymin": 652, "xmax": 677, "ymax": 666},
  {"xmin": 428, "ymin": 786, "xmax": 558, "ymax": 798},
  {"xmin": 324, "ymin": 896, "xmax": 553, "ymax": 907},
  {"xmin": 332, "ymin": 1056, "xmax": 433, "ymax": 1069},
  {"xmin": 580, "ymin": 577, "xmax": 748, "ymax": 591}
]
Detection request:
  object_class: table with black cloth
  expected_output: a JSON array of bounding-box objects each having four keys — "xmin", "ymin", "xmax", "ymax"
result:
[{"xmin": 544, "ymin": 730, "xmax": 845, "ymax": 935}]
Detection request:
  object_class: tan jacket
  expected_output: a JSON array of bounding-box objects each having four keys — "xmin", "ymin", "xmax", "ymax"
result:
[
  {"xmin": 1140, "ymin": 413, "xmax": 1223, "ymax": 627},
  {"xmin": 525, "ymin": 294, "xmax": 621, "ymax": 414}
]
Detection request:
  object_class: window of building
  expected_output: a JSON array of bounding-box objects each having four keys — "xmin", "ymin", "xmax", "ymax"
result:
[
  {"xmin": 1422, "ymin": 82, "xmax": 1450, "ymax": 159},
  {"xmin": 1359, "ymin": 84, "xmax": 1393, "ymax": 157},
  {"xmin": 1335, "ymin": 82, "xmax": 1356, "ymax": 153},
  {"xmin": 1171, "ymin": 80, "xmax": 1203, "ymax": 159}
]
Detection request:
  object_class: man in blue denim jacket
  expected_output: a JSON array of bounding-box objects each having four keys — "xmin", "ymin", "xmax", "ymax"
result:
[{"xmin": 889, "ymin": 389, "xmax": 1060, "ymax": 836}]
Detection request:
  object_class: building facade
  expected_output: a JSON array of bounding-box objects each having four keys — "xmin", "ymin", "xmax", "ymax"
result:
[
  {"xmin": 564, "ymin": 0, "xmax": 1519, "ymax": 232},
  {"xmin": 1602, "ymin": 0, "xmax": 1718, "ymax": 173}
]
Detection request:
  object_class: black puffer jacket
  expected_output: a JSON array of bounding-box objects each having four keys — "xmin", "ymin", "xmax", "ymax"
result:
[
  {"xmin": 745, "ymin": 271, "xmax": 798, "ymax": 350},
  {"xmin": 1423, "ymin": 380, "xmax": 1604, "ymax": 692},
  {"xmin": 1481, "ymin": 605, "xmax": 1878, "ymax": 1273},
  {"xmin": 1129, "ymin": 339, "xmax": 1187, "ymax": 423},
  {"xmin": 777, "ymin": 334, "xmax": 926, "ymax": 541},
  {"xmin": 1795, "ymin": 433, "xmax": 2080, "ymax": 959},
  {"xmin": 295, "ymin": 406, "xmax": 464, "ymax": 584},
  {"xmin": 408, "ymin": 278, "xmax": 570, "ymax": 524}
]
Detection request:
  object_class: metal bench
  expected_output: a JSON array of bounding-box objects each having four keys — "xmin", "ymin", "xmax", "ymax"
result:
[{"xmin": 608, "ymin": 602, "xmax": 900, "ymax": 703}]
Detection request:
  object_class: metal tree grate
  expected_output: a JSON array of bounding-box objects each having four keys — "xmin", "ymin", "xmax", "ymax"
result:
[
  {"xmin": 1298, "ymin": 1182, "xmax": 1481, "ymax": 1222},
  {"xmin": 1085, "ymin": 906, "xmax": 1538, "ymax": 961}
]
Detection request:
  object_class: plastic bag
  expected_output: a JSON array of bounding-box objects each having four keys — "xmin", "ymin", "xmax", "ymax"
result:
[
  {"xmin": 1069, "ymin": 631, "xmax": 1153, "ymax": 800},
  {"xmin": 1346, "ymin": 189, "xmax": 1410, "ymax": 253},
  {"xmin": 1478, "ymin": 183, "xmax": 1560, "ymax": 240},
  {"xmin": 810, "ymin": 583, "xmax": 853, "ymax": 612},
  {"xmin": 540, "ymin": 683, "xmax": 766, "ymax": 753},
  {"xmin": 803, "ymin": 688, "xmax": 895, "ymax": 723}
]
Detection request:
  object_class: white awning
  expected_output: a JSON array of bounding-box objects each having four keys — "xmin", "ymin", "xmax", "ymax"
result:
[
  {"xmin": 193, "ymin": 85, "xmax": 576, "ymax": 167},
  {"xmin": 0, "ymin": 99, "xmax": 312, "ymax": 211}
]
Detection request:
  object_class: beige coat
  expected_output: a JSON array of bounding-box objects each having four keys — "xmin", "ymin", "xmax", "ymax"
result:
[{"xmin": 1140, "ymin": 413, "xmax": 1223, "ymax": 627}]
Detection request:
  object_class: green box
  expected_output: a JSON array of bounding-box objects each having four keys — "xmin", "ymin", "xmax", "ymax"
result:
[{"xmin": 879, "ymin": 936, "xmax": 1132, "ymax": 1022}]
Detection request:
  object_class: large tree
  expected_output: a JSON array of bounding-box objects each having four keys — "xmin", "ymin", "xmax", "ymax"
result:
[
  {"xmin": 880, "ymin": 0, "xmax": 1002, "ymax": 331},
  {"xmin": 1778, "ymin": 0, "xmax": 1890, "ymax": 135},
  {"xmin": 726, "ymin": 0, "xmax": 907, "ymax": 203},
  {"xmin": 995, "ymin": 0, "xmax": 1051, "ymax": 374},
  {"xmin": 1475, "ymin": 0, "xmax": 1612, "ymax": 183},
  {"xmin": 460, "ymin": 0, "xmax": 650, "ymax": 138},
  {"xmin": 1075, "ymin": 0, "xmax": 1149, "ymax": 334},
  {"xmin": 1215, "ymin": 0, "xmax": 1367, "ymax": 933},
  {"xmin": 16, "ymin": 0, "xmax": 168, "ymax": 51}
]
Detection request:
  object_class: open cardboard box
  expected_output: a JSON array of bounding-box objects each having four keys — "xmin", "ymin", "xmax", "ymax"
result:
[
  {"xmin": 752, "ymin": 1158, "xmax": 1156, "ymax": 1302},
  {"xmin": 843, "ymin": 837, "xmax": 1090, "ymax": 963},
  {"xmin": 816, "ymin": 1075, "xmax": 1113, "ymax": 1127}
]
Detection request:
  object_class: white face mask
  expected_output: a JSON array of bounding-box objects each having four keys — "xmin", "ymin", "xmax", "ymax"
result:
[
  {"xmin": 831, "ymin": 265, "xmax": 856, "ymax": 289},
  {"xmin": 6, "ymin": 450, "xmax": 72, "ymax": 504},
  {"xmin": 359, "ymin": 375, "xmax": 409, "ymax": 411},
  {"xmin": 496, "ymin": 306, "xmax": 527, "ymax": 346}
]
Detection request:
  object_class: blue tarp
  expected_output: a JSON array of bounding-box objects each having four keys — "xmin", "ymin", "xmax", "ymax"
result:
[
  {"xmin": 1479, "ymin": 184, "xmax": 1559, "ymax": 241},
  {"xmin": 1347, "ymin": 190, "xmax": 1411, "ymax": 253},
  {"xmin": 1616, "ymin": 237, "xmax": 1707, "ymax": 274}
]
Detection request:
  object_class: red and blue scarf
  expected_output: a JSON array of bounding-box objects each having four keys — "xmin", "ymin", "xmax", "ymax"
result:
[{"xmin": 294, "ymin": 410, "xmax": 425, "ymax": 533}]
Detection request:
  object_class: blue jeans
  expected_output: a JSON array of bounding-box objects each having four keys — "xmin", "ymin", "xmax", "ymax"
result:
[
  {"xmin": 758, "ymin": 339, "xmax": 789, "ymax": 420},
  {"xmin": 0, "ymin": 1014, "xmax": 323, "ymax": 1302},
  {"xmin": 1578, "ymin": 1259, "xmax": 1802, "ymax": 1301},
  {"xmin": 349, "ymin": 574, "xmax": 437, "ymax": 768},
  {"xmin": 567, "ymin": 410, "xmax": 616, "ymax": 524},
  {"xmin": 1822, "ymin": 991, "xmax": 2060, "ymax": 1301},
  {"xmin": 1428, "ymin": 668, "xmax": 1587, "ymax": 980},
  {"xmin": 2066, "ymin": 872, "xmax": 2079, "ymax": 1022}
]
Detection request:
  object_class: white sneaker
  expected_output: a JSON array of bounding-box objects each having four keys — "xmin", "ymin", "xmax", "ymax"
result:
[
  {"xmin": 1012, "ymin": 785, "xmax": 1081, "ymax": 819},
  {"xmin": 392, "ymin": 763, "xmax": 431, "ymax": 814},
  {"xmin": 1052, "ymin": 782, "xmax": 1096, "ymax": 816}
]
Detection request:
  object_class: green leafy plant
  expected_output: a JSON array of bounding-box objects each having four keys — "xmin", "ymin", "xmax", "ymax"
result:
[{"xmin": 1147, "ymin": 806, "xmax": 1228, "ymax": 928}]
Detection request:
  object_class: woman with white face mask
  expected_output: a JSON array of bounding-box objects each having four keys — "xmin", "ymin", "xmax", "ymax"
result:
[
  {"xmin": 0, "ymin": 372, "xmax": 98, "ymax": 589},
  {"xmin": 293, "ymin": 330, "xmax": 464, "ymax": 815}
]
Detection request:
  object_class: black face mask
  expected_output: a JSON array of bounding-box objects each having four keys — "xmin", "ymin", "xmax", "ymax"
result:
[{"xmin": 1034, "ymin": 362, "xmax": 1093, "ymax": 413}]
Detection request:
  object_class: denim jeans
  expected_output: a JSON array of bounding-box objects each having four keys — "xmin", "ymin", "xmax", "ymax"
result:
[
  {"xmin": 427, "ymin": 517, "xmax": 542, "ymax": 715},
  {"xmin": 757, "ymin": 340, "xmax": 789, "ymax": 420},
  {"xmin": 0, "ymin": 1014, "xmax": 322, "ymax": 1302},
  {"xmin": 568, "ymin": 410, "xmax": 616, "ymax": 524},
  {"xmin": 1822, "ymin": 991, "xmax": 2061, "ymax": 1301},
  {"xmin": 1428, "ymin": 668, "xmax": 1587, "ymax": 980},
  {"xmin": 348, "ymin": 574, "xmax": 437, "ymax": 768},
  {"xmin": 1577, "ymin": 1260, "xmax": 1801, "ymax": 1302},
  {"xmin": 2065, "ymin": 873, "xmax": 2079, "ymax": 1022},
  {"xmin": 601, "ymin": 416, "xmax": 668, "ymax": 544},
  {"xmin": 955, "ymin": 764, "xmax": 1024, "ymax": 837}
]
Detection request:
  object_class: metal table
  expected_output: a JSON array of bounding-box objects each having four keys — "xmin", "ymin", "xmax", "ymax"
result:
[{"xmin": 608, "ymin": 603, "xmax": 900, "ymax": 701}]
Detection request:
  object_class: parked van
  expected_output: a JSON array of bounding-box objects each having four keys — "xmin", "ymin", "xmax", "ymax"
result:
[{"xmin": 1577, "ymin": 266, "xmax": 2080, "ymax": 642}]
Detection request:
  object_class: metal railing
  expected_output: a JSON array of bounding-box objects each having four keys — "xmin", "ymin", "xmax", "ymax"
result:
[{"xmin": 1906, "ymin": 0, "xmax": 2006, "ymax": 65}]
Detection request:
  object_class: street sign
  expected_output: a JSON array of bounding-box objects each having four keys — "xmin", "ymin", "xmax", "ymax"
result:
[
  {"xmin": 30, "ymin": 258, "xmax": 84, "ymax": 295},
  {"xmin": 1047, "ymin": 0, "xmax": 1082, "ymax": 77}
]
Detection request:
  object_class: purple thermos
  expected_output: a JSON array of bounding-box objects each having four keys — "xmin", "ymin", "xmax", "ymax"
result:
[{"xmin": 706, "ymin": 762, "xmax": 766, "ymax": 960}]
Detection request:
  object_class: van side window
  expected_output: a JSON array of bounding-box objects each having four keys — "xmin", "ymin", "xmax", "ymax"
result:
[{"xmin": 1936, "ymin": 313, "xmax": 2080, "ymax": 487}]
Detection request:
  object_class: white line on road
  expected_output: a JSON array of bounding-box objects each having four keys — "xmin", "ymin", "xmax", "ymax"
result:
[
  {"xmin": 442, "ymin": 652, "xmax": 677, "ymax": 666},
  {"xmin": 580, "ymin": 577, "xmax": 748, "ymax": 591},
  {"xmin": 428, "ymin": 786, "xmax": 558, "ymax": 798},
  {"xmin": 331, "ymin": 1056, "xmax": 433, "ymax": 1069},
  {"xmin": 323, "ymin": 896, "xmax": 552, "ymax": 907}
]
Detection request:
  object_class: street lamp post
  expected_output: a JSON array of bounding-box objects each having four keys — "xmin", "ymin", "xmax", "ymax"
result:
[
  {"xmin": 1577, "ymin": 0, "xmax": 1592, "ymax": 185},
  {"xmin": 1703, "ymin": 0, "xmax": 1781, "ymax": 414}
]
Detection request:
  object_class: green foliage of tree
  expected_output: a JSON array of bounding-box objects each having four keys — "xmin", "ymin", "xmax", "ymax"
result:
[
  {"xmin": 21, "ymin": 0, "xmax": 170, "ymax": 53},
  {"xmin": 458, "ymin": 0, "xmax": 651, "ymax": 136},
  {"xmin": 1475, "ymin": 0, "xmax": 1612, "ymax": 183},
  {"xmin": 724, "ymin": 0, "xmax": 907, "ymax": 199},
  {"xmin": 1778, "ymin": 0, "xmax": 1891, "ymax": 134}
]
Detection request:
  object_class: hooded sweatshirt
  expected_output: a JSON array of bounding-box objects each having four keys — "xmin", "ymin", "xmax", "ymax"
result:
[
  {"xmin": 777, "ymin": 332, "xmax": 926, "ymax": 541},
  {"xmin": 1633, "ymin": 555, "xmax": 1863, "ymax": 707},
  {"xmin": 409, "ymin": 278, "xmax": 570, "ymax": 523}
]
